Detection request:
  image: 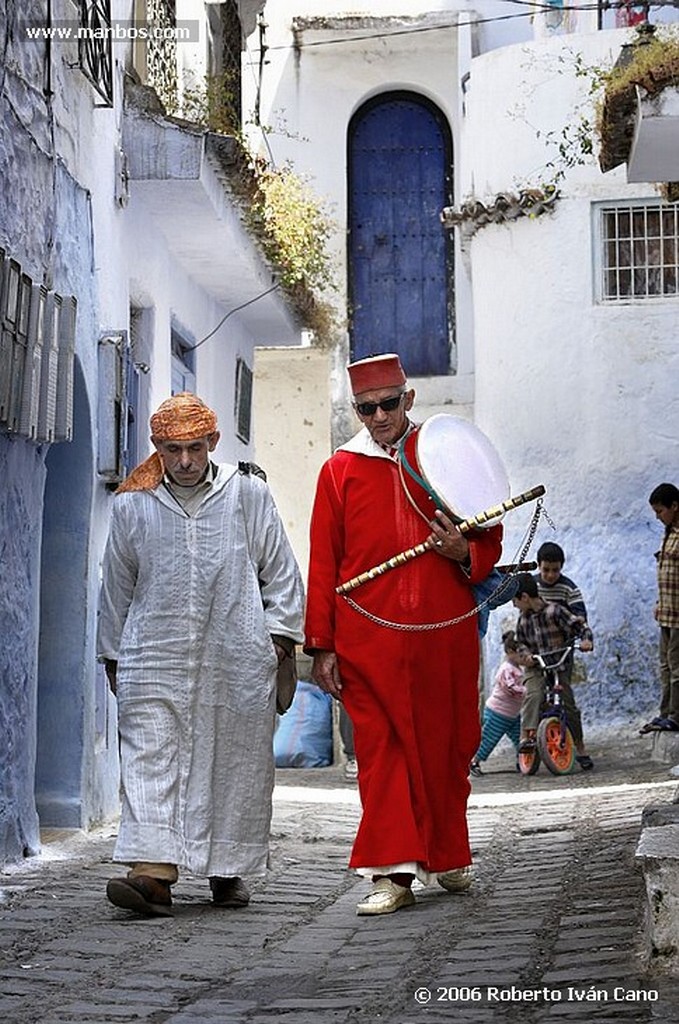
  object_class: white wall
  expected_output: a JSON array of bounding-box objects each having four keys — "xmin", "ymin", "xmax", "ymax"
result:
[
  {"xmin": 253, "ymin": 346, "xmax": 332, "ymax": 580},
  {"xmin": 124, "ymin": 195, "xmax": 269, "ymax": 465},
  {"xmin": 245, "ymin": 2, "xmax": 477, "ymax": 437},
  {"xmin": 244, "ymin": 8, "xmax": 679, "ymax": 727},
  {"xmin": 463, "ymin": 30, "xmax": 679, "ymax": 726},
  {"xmin": 244, "ymin": 2, "xmax": 603, "ymax": 393}
]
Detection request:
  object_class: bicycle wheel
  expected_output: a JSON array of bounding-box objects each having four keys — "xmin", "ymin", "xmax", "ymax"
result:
[
  {"xmin": 517, "ymin": 744, "xmax": 540, "ymax": 776},
  {"xmin": 537, "ymin": 715, "xmax": 576, "ymax": 775}
]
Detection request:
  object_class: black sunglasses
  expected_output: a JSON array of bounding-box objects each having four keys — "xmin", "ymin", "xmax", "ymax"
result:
[{"xmin": 354, "ymin": 393, "xmax": 406, "ymax": 417}]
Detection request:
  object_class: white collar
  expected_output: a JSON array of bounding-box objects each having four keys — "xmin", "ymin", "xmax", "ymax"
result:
[{"xmin": 336, "ymin": 421, "xmax": 417, "ymax": 460}]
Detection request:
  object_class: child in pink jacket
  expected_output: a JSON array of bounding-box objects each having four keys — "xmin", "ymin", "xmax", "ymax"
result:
[{"xmin": 470, "ymin": 631, "xmax": 528, "ymax": 776}]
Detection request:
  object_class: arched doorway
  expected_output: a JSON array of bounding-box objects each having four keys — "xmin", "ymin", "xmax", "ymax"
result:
[{"xmin": 348, "ymin": 91, "xmax": 454, "ymax": 376}]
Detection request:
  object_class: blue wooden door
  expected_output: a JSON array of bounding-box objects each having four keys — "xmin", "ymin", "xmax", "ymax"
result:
[{"xmin": 348, "ymin": 93, "xmax": 454, "ymax": 376}]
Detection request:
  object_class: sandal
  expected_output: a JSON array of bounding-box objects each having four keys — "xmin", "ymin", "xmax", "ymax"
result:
[
  {"xmin": 469, "ymin": 762, "xmax": 483, "ymax": 777},
  {"xmin": 518, "ymin": 738, "xmax": 536, "ymax": 753},
  {"xmin": 656, "ymin": 718, "xmax": 679, "ymax": 732},
  {"xmin": 576, "ymin": 755, "xmax": 594, "ymax": 771},
  {"xmin": 639, "ymin": 716, "xmax": 666, "ymax": 734}
]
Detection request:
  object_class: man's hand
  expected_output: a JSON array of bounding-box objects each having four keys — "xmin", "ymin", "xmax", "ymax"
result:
[
  {"xmin": 428, "ymin": 509, "xmax": 470, "ymax": 564},
  {"xmin": 103, "ymin": 659, "xmax": 118, "ymax": 696},
  {"xmin": 579, "ymin": 639, "xmax": 593, "ymax": 652},
  {"xmin": 272, "ymin": 636, "xmax": 294, "ymax": 665},
  {"xmin": 312, "ymin": 650, "xmax": 343, "ymax": 700}
]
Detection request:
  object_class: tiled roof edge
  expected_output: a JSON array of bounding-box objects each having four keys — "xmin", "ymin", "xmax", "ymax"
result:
[{"xmin": 441, "ymin": 188, "xmax": 560, "ymax": 236}]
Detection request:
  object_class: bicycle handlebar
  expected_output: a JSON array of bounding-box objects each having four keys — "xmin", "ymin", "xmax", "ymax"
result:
[{"xmin": 530, "ymin": 640, "xmax": 582, "ymax": 672}]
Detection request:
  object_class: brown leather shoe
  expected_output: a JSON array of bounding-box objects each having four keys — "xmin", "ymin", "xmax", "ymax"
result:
[
  {"xmin": 106, "ymin": 875, "xmax": 173, "ymax": 917},
  {"xmin": 209, "ymin": 876, "xmax": 250, "ymax": 908}
]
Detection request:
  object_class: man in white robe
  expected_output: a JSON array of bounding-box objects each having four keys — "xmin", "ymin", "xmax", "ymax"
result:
[{"xmin": 97, "ymin": 393, "xmax": 304, "ymax": 916}]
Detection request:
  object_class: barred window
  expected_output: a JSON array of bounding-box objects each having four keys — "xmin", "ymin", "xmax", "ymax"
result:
[
  {"xmin": 144, "ymin": 0, "xmax": 178, "ymax": 113},
  {"xmin": 600, "ymin": 204, "xmax": 679, "ymax": 302},
  {"xmin": 78, "ymin": 0, "xmax": 113, "ymax": 106}
]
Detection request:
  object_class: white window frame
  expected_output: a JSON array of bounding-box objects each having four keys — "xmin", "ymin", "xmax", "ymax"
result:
[{"xmin": 596, "ymin": 201, "xmax": 679, "ymax": 304}]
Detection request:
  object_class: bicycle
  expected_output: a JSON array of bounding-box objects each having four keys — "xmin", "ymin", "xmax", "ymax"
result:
[{"xmin": 518, "ymin": 642, "xmax": 581, "ymax": 776}]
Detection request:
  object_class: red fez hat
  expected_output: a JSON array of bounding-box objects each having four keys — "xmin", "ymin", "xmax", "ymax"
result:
[{"xmin": 347, "ymin": 353, "xmax": 407, "ymax": 395}]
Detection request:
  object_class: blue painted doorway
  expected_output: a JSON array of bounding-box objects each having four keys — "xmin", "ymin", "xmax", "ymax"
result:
[{"xmin": 348, "ymin": 92, "xmax": 454, "ymax": 376}]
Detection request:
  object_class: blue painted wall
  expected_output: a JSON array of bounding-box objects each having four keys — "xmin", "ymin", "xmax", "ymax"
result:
[
  {"xmin": 35, "ymin": 361, "xmax": 93, "ymax": 826},
  {"xmin": 0, "ymin": 435, "xmax": 45, "ymax": 863},
  {"xmin": 0, "ymin": 7, "xmax": 120, "ymax": 860}
]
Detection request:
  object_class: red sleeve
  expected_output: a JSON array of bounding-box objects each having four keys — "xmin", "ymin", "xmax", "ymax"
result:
[
  {"xmin": 304, "ymin": 460, "xmax": 344, "ymax": 653},
  {"xmin": 466, "ymin": 523, "xmax": 503, "ymax": 584}
]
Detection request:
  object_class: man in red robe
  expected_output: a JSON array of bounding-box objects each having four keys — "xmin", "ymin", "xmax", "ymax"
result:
[{"xmin": 305, "ymin": 354, "xmax": 502, "ymax": 915}]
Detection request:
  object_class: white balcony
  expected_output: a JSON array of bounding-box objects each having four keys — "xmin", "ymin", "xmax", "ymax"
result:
[
  {"xmin": 122, "ymin": 85, "xmax": 301, "ymax": 345},
  {"xmin": 627, "ymin": 84, "xmax": 679, "ymax": 183}
]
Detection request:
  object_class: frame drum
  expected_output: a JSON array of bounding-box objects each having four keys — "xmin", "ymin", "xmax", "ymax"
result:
[{"xmin": 400, "ymin": 414, "xmax": 510, "ymax": 526}]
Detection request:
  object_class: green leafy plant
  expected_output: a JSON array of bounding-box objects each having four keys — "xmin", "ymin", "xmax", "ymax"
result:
[
  {"xmin": 519, "ymin": 47, "xmax": 610, "ymax": 190},
  {"xmin": 247, "ymin": 162, "xmax": 336, "ymax": 292},
  {"xmin": 175, "ymin": 71, "xmax": 241, "ymax": 137},
  {"xmin": 513, "ymin": 28, "xmax": 679, "ymax": 191}
]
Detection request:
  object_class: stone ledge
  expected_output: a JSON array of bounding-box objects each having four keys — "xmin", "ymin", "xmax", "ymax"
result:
[
  {"xmin": 636, "ymin": 822, "xmax": 679, "ymax": 973},
  {"xmin": 641, "ymin": 801, "xmax": 679, "ymax": 828},
  {"xmin": 649, "ymin": 730, "xmax": 679, "ymax": 765}
]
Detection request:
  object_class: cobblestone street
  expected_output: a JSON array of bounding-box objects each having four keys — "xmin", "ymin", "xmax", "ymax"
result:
[{"xmin": 2, "ymin": 736, "xmax": 679, "ymax": 1024}]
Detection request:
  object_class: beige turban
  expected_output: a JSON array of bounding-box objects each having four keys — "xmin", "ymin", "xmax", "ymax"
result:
[{"xmin": 116, "ymin": 393, "xmax": 218, "ymax": 493}]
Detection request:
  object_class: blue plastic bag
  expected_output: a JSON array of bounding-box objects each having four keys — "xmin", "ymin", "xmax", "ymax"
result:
[
  {"xmin": 473, "ymin": 570, "xmax": 520, "ymax": 637},
  {"xmin": 273, "ymin": 680, "xmax": 333, "ymax": 767}
]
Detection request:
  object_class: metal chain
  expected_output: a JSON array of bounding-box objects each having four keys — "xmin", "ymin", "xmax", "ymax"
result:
[{"xmin": 342, "ymin": 499, "xmax": 547, "ymax": 632}]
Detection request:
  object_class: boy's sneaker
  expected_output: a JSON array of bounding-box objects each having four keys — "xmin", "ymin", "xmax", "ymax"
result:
[
  {"xmin": 343, "ymin": 757, "xmax": 358, "ymax": 781},
  {"xmin": 469, "ymin": 762, "xmax": 483, "ymax": 777}
]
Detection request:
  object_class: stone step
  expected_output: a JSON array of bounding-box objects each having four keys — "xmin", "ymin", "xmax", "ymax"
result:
[
  {"xmin": 650, "ymin": 730, "xmax": 679, "ymax": 764},
  {"xmin": 636, "ymin": 813, "xmax": 679, "ymax": 974}
]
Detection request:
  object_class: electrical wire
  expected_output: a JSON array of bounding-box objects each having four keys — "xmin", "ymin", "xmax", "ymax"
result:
[
  {"xmin": 243, "ymin": 32, "xmax": 277, "ymax": 168},
  {"xmin": 246, "ymin": 2, "xmax": 676, "ymax": 55},
  {"xmin": 185, "ymin": 281, "xmax": 281, "ymax": 353}
]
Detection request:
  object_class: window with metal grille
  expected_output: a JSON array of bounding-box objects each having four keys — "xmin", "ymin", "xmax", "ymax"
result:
[
  {"xmin": 204, "ymin": 0, "xmax": 243, "ymax": 134},
  {"xmin": 234, "ymin": 357, "xmax": 252, "ymax": 444},
  {"xmin": 77, "ymin": 0, "xmax": 114, "ymax": 106},
  {"xmin": 600, "ymin": 204, "xmax": 679, "ymax": 302},
  {"xmin": 145, "ymin": 0, "xmax": 178, "ymax": 113}
]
